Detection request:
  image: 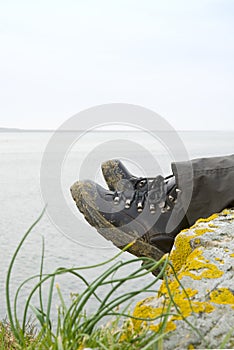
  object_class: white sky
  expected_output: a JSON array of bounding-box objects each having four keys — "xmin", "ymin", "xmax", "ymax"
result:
[{"xmin": 0, "ymin": 0, "xmax": 233, "ymax": 130}]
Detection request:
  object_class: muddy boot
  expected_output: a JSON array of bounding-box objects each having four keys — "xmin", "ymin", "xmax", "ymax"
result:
[{"xmin": 70, "ymin": 168, "xmax": 186, "ymax": 257}]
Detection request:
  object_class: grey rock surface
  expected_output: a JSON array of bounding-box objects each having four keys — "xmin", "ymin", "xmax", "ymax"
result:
[{"xmin": 133, "ymin": 209, "xmax": 234, "ymax": 349}]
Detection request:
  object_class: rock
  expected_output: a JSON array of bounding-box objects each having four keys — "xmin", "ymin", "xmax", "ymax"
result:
[{"xmin": 133, "ymin": 209, "xmax": 234, "ymax": 349}]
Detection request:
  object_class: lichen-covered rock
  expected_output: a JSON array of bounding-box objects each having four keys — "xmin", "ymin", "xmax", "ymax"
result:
[{"xmin": 133, "ymin": 209, "xmax": 234, "ymax": 349}]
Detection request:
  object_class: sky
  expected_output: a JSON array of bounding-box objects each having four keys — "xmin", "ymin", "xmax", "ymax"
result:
[{"xmin": 0, "ymin": 0, "xmax": 234, "ymax": 130}]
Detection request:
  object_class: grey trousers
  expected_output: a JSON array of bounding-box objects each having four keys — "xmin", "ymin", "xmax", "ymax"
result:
[{"xmin": 171, "ymin": 153, "xmax": 234, "ymax": 231}]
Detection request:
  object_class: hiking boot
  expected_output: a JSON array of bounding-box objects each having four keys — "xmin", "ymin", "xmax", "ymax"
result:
[{"xmin": 70, "ymin": 170, "xmax": 186, "ymax": 256}]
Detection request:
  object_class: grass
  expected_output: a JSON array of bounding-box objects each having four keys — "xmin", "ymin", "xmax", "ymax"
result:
[
  {"xmin": 0, "ymin": 319, "xmax": 37, "ymax": 350},
  {"xmin": 1, "ymin": 210, "xmax": 233, "ymax": 349},
  {"xmin": 2, "ymin": 210, "xmax": 172, "ymax": 349}
]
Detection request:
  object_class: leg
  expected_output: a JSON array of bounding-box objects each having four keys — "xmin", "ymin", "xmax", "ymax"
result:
[{"xmin": 172, "ymin": 153, "xmax": 234, "ymax": 225}]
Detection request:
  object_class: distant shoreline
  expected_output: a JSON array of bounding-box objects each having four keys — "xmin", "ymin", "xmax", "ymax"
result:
[
  {"xmin": 1, "ymin": 128, "xmax": 233, "ymax": 133},
  {"xmin": 0, "ymin": 127, "xmax": 53, "ymax": 133}
]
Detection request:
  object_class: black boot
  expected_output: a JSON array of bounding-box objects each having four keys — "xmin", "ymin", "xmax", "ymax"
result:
[{"xmin": 71, "ymin": 168, "xmax": 187, "ymax": 256}]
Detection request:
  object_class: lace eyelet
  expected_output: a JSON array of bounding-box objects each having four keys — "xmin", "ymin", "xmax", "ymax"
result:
[
  {"xmin": 114, "ymin": 196, "xmax": 120, "ymax": 204},
  {"xmin": 158, "ymin": 201, "xmax": 165, "ymax": 209},
  {"xmin": 125, "ymin": 199, "xmax": 131, "ymax": 209},
  {"xmin": 138, "ymin": 180, "xmax": 146, "ymax": 188},
  {"xmin": 150, "ymin": 204, "xmax": 156, "ymax": 214},
  {"xmin": 137, "ymin": 202, "xmax": 143, "ymax": 212}
]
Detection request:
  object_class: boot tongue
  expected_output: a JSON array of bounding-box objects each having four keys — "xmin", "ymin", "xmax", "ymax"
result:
[
  {"xmin": 148, "ymin": 175, "xmax": 166, "ymax": 207},
  {"xmin": 114, "ymin": 177, "xmax": 137, "ymax": 191}
]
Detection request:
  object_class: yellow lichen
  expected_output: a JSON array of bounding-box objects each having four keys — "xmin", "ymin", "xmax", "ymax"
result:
[
  {"xmin": 149, "ymin": 318, "xmax": 176, "ymax": 333},
  {"xmin": 167, "ymin": 288, "xmax": 214, "ymax": 319},
  {"xmin": 208, "ymin": 223, "xmax": 218, "ymax": 228},
  {"xmin": 230, "ymin": 253, "xmax": 234, "ymax": 258},
  {"xmin": 188, "ymin": 345, "xmax": 195, "ymax": 349},
  {"xmin": 179, "ymin": 248, "xmax": 224, "ymax": 280},
  {"xmin": 210, "ymin": 288, "xmax": 234, "ymax": 309},
  {"xmin": 133, "ymin": 295, "xmax": 175, "ymax": 332},
  {"xmin": 169, "ymin": 234, "xmax": 193, "ymax": 273},
  {"xmin": 194, "ymin": 238, "xmax": 201, "ymax": 244},
  {"xmin": 133, "ymin": 277, "xmax": 215, "ymax": 333},
  {"xmin": 133, "ymin": 299, "xmax": 165, "ymax": 332},
  {"xmin": 168, "ymin": 226, "xmax": 214, "ymax": 275},
  {"xmin": 196, "ymin": 213, "xmax": 219, "ymax": 223},
  {"xmin": 194, "ymin": 228, "xmax": 214, "ymax": 235},
  {"xmin": 215, "ymin": 257, "xmax": 224, "ymax": 264},
  {"xmin": 221, "ymin": 208, "xmax": 231, "ymax": 215}
]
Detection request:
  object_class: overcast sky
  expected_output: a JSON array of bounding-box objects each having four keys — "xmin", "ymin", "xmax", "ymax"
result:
[{"xmin": 0, "ymin": 0, "xmax": 233, "ymax": 130}]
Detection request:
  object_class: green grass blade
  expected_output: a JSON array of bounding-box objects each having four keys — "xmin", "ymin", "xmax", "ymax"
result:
[
  {"xmin": 39, "ymin": 235, "xmax": 45, "ymax": 326},
  {"xmin": 5, "ymin": 208, "xmax": 46, "ymax": 343}
]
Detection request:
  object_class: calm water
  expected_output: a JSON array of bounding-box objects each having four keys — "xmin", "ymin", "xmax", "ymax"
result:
[{"xmin": 1, "ymin": 130, "xmax": 234, "ymax": 322}]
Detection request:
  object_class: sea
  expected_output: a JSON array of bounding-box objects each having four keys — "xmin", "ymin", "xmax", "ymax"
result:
[{"xmin": 1, "ymin": 130, "xmax": 234, "ymax": 324}]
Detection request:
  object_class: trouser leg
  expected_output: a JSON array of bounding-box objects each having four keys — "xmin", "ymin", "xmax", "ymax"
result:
[{"xmin": 171, "ymin": 153, "xmax": 234, "ymax": 228}]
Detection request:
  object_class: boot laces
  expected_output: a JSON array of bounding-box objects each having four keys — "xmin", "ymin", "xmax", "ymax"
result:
[{"xmin": 113, "ymin": 176, "xmax": 176, "ymax": 214}]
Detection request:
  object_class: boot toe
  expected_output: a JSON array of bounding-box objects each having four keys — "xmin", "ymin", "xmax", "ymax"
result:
[{"xmin": 71, "ymin": 180, "xmax": 110, "ymax": 206}]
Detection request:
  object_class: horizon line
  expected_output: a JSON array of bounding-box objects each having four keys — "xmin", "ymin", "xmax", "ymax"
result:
[{"xmin": 1, "ymin": 127, "xmax": 234, "ymax": 133}]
